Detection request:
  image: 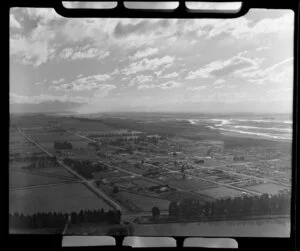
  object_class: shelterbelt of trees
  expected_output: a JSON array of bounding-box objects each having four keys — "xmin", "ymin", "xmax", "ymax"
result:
[
  {"xmin": 168, "ymin": 193, "xmax": 290, "ymax": 220},
  {"xmin": 9, "ymin": 209, "xmax": 121, "ymax": 229},
  {"xmin": 54, "ymin": 141, "xmax": 73, "ymax": 150},
  {"xmin": 22, "ymin": 156, "xmax": 59, "ymax": 169},
  {"xmin": 63, "ymin": 158, "xmax": 108, "ymax": 179}
]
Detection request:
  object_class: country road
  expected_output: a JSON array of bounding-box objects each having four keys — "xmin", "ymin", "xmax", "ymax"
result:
[{"xmin": 17, "ymin": 128, "xmax": 124, "ymax": 213}]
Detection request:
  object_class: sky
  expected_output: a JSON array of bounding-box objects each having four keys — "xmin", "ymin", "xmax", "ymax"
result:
[{"xmin": 9, "ymin": 3, "xmax": 294, "ymax": 114}]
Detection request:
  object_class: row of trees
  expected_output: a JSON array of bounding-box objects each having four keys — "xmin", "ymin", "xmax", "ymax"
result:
[
  {"xmin": 70, "ymin": 209, "xmax": 121, "ymax": 225},
  {"xmin": 54, "ymin": 141, "xmax": 73, "ymax": 150},
  {"xmin": 22, "ymin": 156, "xmax": 59, "ymax": 169},
  {"xmin": 9, "ymin": 212, "xmax": 67, "ymax": 229},
  {"xmin": 9, "ymin": 209, "xmax": 122, "ymax": 229},
  {"xmin": 168, "ymin": 193, "xmax": 290, "ymax": 220},
  {"xmin": 63, "ymin": 158, "xmax": 108, "ymax": 179}
]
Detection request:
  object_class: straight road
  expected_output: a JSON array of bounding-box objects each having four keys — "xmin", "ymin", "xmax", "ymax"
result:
[{"xmin": 17, "ymin": 128, "xmax": 124, "ymax": 213}]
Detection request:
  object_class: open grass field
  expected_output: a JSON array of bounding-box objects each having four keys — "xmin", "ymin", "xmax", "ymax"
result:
[
  {"xmin": 9, "ymin": 183, "xmax": 113, "ymax": 214},
  {"xmin": 116, "ymin": 191, "xmax": 170, "ymax": 212},
  {"xmin": 160, "ymin": 191, "xmax": 211, "ymax": 202},
  {"xmin": 166, "ymin": 179, "xmax": 216, "ymax": 190},
  {"xmin": 28, "ymin": 132, "xmax": 84, "ymax": 142},
  {"xmin": 9, "ymin": 170, "xmax": 72, "ymax": 188},
  {"xmin": 69, "ymin": 140, "xmax": 89, "ymax": 149},
  {"xmin": 10, "ymin": 132, "xmax": 26, "ymax": 142},
  {"xmin": 194, "ymin": 186, "xmax": 243, "ymax": 199},
  {"xmin": 30, "ymin": 166, "xmax": 77, "ymax": 179},
  {"xmin": 131, "ymin": 178, "xmax": 158, "ymax": 188},
  {"xmin": 61, "ymin": 119, "xmax": 116, "ymax": 132},
  {"xmin": 121, "ymin": 166, "xmax": 146, "ymax": 175},
  {"xmin": 9, "ymin": 161, "xmax": 32, "ymax": 170},
  {"xmin": 10, "ymin": 114, "xmax": 51, "ymax": 128},
  {"xmin": 69, "ymin": 154, "xmax": 99, "ymax": 161},
  {"xmin": 92, "ymin": 170, "xmax": 129, "ymax": 179},
  {"xmin": 244, "ymin": 183, "xmax": 288, "ymax": 195},
  {"xmin": 37, "ymin": 140, "xmax": 89, "ymax": 153},
  {"xmin": 161, "ymin": 172, "xmax": 183, "ymax": 179}
]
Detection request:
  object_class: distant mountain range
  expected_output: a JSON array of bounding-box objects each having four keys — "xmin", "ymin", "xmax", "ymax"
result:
[{"xmin": 9, "ymin": 101, "xmax": 82, "ymax": 114}]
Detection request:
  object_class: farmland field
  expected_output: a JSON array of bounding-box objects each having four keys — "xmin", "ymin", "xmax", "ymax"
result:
[
  {"xmin": 131, "ymin": 178, "xmax": 158, "ymax": 188},
  {"xmin": 69, "ymin": 154, "xmax": 99, "ymax": 161},
  {"xmin": 9, "ymin": 170, "xmax": 71, "ymax": 188},
  {"xmin": 92, "ymin": 170, "xmax": 129, "ymax": 179},
  {"xmin": 29, "ymin": 166, "xmax": 77, "ymax": 179},
  {"xmin": 166, "ymin": 178, "xmax": 216, "ymax": 190},
  {"xmin": 27, "ymin": 132, "xmax": 84, "ymax": 142},
  {"xmin": 160, "ymin": 191, "xmax": 211, "ymax": 202},
  {"xmin": 244, "ymin": 183, "xmax": 288, "ymax": 195},
  {"xmin": 61, "ymin": 120, "xmax": 115, "ymax": 132},
  {"xmin": 68, "ymin": 140, "xmax": 89, "ymax": 149},
  {"xmin": 38, "ymin": 140, "xmax": 89, "ymax": 151},
  {"xmin": 9, "ymin": 161, "xmax": 32, "ymax": 170},
  {"xmin": 116, "ymin": 191, "xmax": 170, "ymax": 211},
  {"xmin": 195, "ymin": 186, "xmax": 243, "ymax": 199},
  {"xmin": 9, "ymin": 183, "xmax": 113, "ymax": 214},
  {"xmin": 9, "ymin": 144, "xmax": 43, "ymax": 154},
  {"xmin": 10, "ymin": 115, "xmax": 51, "ymax": 128},
  {"xmin": 121, "ymin": 166, "xmax": 145, "ymax": 174}
]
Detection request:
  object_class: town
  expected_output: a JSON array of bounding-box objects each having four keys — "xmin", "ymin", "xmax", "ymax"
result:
[{"xmin": 9, "ymin": 113, "xmax": 291, "ymax": 235}]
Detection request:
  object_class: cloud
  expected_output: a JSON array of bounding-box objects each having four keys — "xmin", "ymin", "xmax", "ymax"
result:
[
  {"xmin": 212, "ymin": 79, "xmax": 226, "ymax": 85},
  {"xmin": 113, "ymin": 19, "xmax": 173, "ymax": 39},
  {"xmin": 205, "ymin": 13, "xmax": 293, "ymax": 39},
  {"xmin": 112, "ymin": 19, "xmax": 176, "ymax": 48},
  {"xmin": 49, "ymin": 74, "xmax": 112, "ymax": 92},
  {"xmin": 187, "ymin": 86, "xmax": 207, "ymax": 91},
  {"xmin": 255, "ymin": 44, "xmax": 271, "ymax": 51},
  {"xmin": 139, "ymin": 81, "xmax": 181, "ymax": 90},
  {"xmin": 10, "ymin": 24, "xmax": 56, "ymax": 66},
  {"xmin": 10, "ymin": 14, "xmax": 21, "ymax": 29},
  {"xmin": 111, "ymin": 68, "xmax": 120, "ymax": 75},
  {"xmin": 58, "ymin": 46, "xmax": 110, "ymax": 61},
  {"xmin": 114, "ymin": 20, "xmax": 149, "ymax": 38},
  {"xmin": 10, "ymin": 92, "xmax": 89, "ymax": 104},
  {"xmin": 129, "ymin": 48, "xmax": 159, "ymax": 61},
  {"xmin": 122, "ymin": 56, "xmax": 174, "ymax": 75},
  {"xmin": 159, "ymin": 81, "xmax": 181, "ymax": 89},
  {"xmin": 93, "ymin": 85, "xmax": 116, "ymax": 98},
  {"xmin": 35, "ymin": 79, "xmax": 47, "ymax": 85},
  {"xmin": 235, "ymin": 57, "xmax": 293, "ymax": 85},
  {"xmin": 160, "ymin": 72, "xmax": 179, "ymax": 79},
  {"xmin": 52, "ymin": 78, "xmax": 65, "ymax": 84},
  {"xmin": 129, "ymin": 75, "xmax": 153, "ymax": 87},
  {"xmin": 186, "ymin": 53, "xmax": 262, "ymax": 80}
]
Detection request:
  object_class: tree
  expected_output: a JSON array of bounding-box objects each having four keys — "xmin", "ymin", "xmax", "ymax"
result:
[
  {"xmin": 168, "ymin": 201, "xmax": 179, "ymax": 217},
  {"xmin": 113, "ymin": 186, "xmax": 119, "ymax": 193},
  {"xmin": 151, "ymin": 207, "xmax": 160, "ymax": 218}
]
